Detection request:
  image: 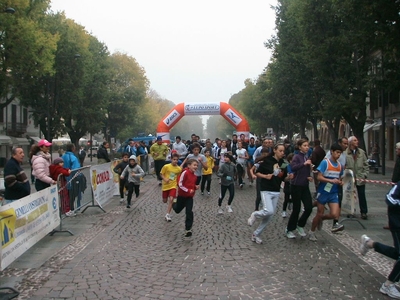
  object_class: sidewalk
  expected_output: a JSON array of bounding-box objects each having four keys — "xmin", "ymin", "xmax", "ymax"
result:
[{"xmin": 1, "ymin": 158, "xmax": 398, "ymax": 299}]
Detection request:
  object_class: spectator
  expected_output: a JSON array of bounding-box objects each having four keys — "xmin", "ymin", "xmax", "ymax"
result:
[
  {"xmin": 4, "ymin": 147, "xmax": 30, "ymax": 203},
  {"xmin": 30, "ymin": 139, "xmax": 56, "ymax": 191},
  {"xmin": 97, "ymin": 141, "xmax": 111, "ymax": 164},
  {"xmin": 78, "ymin": 146, "xmax": 86, "ymax": 167}
]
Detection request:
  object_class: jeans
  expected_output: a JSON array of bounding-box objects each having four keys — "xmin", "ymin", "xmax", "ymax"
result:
[
  {"xmin": 173, "ymin": 196, "xmax": 194, "ymax": 230},
  {"xmin": 374, "ymin": 230, "xmax": 400, "ymax": 282},
  {"xmin": 356, "ymin": 185, "xmax": 368, "ymax": 214},
  {"xmin": 253, "ymin": 191, "xmax": 280, "ymax": 236},
  {"xmin": 287, "ymin": 185, "xmax": 313, "ymax": 231},
  {"xmin": 219, "ymin": 184, "xmax": 235, "ymax": 206},
  {"xmin": 201, "ymin": 174, "xmax": 212, "ymax": 192}
]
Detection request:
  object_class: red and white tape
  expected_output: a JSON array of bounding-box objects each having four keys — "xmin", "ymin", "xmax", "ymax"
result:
[{"xmin": 356, "ymin": 178, "xmax": 396, "ymax": 185}]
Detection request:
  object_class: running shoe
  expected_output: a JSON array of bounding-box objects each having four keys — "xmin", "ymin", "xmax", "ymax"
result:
[
  {"xmin": 119, "ymin": 198, "xmax": 124, "ymax": 203},
  {"xmin": 185, "ymin": 230, "xmax": 192, "ymax": 237},
  {"xmin": 65, "ymin": 210, "xmax": 76, "ymax": 217},
  {"xmin": 281, "ymin": 211, "xmax": 287, "ymax": 218},
  {"xmin": 248, "ymin": 212, "xmax": 256, "ymax": 226},
  {"xmin": 286, "ymin": 230, "xmax": 296, "ymax": 239},
  {"xmin": 331, "ymin": 223, "xmax": 344, "ymax": 233},
  {"xmin": 308, "ymin": 232, "xmax": 317, "ymax": 241},
  {"xmin": 251, "ymin": 234, "xmax": 262, "ymax": 244},
  {"xmin": 207, "ymin": 192, "xmax": 210, "ymax": 196},
  {"xmin": 217, "ymin": 208, "xmax": 224, "ymax": 215},
  {"xmin": 165, "ymin": 214, "xmax": 171, "ymax": 222},
  {"xmin": 380, "ymin": 283, "xmax": 400, "ymax": 299},
  {"xmin": 296, "ymin": 226, "xmax": 307, "ymax": 237},
  {"xmin": 227, "ymin": 205, "xmax": 233, "ymax": 213}
]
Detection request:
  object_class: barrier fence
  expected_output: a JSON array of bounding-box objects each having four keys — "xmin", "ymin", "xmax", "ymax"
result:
[{"xmin": 50, "ymin": 165, "xmax": 105, "ymax": 236}]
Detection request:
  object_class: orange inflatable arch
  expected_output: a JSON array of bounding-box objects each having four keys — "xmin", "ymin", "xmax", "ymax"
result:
[{"xmin": 156, "ymin": 102, "xmax": 250, "ymax": 143}]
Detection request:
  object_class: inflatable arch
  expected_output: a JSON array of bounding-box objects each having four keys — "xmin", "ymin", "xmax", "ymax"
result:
[{"xmin": 156, "ymin": 102, "xmax": 250, "ymax": 143}]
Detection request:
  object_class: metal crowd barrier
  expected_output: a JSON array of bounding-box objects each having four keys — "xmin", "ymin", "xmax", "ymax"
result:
[{"xmin": 49, "ymin": 165, "xmax": 105, "ymax": 236}]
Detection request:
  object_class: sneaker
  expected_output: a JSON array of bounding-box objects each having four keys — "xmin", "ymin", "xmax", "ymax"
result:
[
  {"xmin": 207, "ymin": 192, "xmax": 210, "ymax": 196},
  {"xmin": 217, "ymin": 208, "xmax": 224, "ymax": 215},
  {"xmin": 296, "ymin": 226, "xmax": 306, "ymax": 237},
  {"xmin": 240, "ymin": 184, "xmax": 243, "ymax": 189},
  {"xmin": 65, "ymin": 210, "xmax": 76, "ymax": 217},
  {"xmin": 380, "ymin": 283, "xmax": 400, "ymax": 299},
  {"xmin": 331, "ymin": 222, "xmax": 344, "ymax": 233},
  {"xmin": 119, "ymin": 198, "xmax": 124, "ymax": 203},
  {"xmin": 185, "ymin": 230, "xmax": 192, "ymax": 237},
  {"xmin": 281, "ymin": 211, "xmax": 287, "ymax": 218},
  {"xmin": 361, "ymin": 213, "xmax": 368, "ymax": 220},
  {"xmin": 251, "ymin": 234, "xmax": 262, "ymax": 244},
  {"xmin": 359, "ymin": 234, "xmax": 371, "ymax": 256},
  {"xmin": 308, "ymin": 231, "xmax": 317, "ymax": 241},
  {"xmin": 317, "ymin": 219, "xmax": 323, "ymax": 231},
  {"xmin": 126, "ymin": 205, "xmax": 131, "ymax": 208},
  {"xmin": 227, "ymin": 205, "xmax": 233, "ymax": 213},
  {"xmin": 165, "ymin": 214, "xmax": 171, "ymax": 222},
  {"xmin": 201, "ymin": 192, "xmax": 204, "ymax": 195},
  {"xmin": 286, "ymin": 230, "xmax": 296, "ymax": 239},
  {"xmin": 248, "ymin": 212, "xmax": 256, "ymax": 226}
]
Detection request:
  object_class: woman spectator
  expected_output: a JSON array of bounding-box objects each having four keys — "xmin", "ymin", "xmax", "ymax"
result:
[{"xmin": 30, "ymin": 139, "xmax": 56, "ymax": 191}]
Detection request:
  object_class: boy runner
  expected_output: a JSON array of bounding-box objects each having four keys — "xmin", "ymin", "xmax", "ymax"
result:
[
  {"xmin": 160, "ymin": 153, "xmax": 182, "ymax": 222},
  {"xmin": 308, "ymin": 143, "xmax": 344, "ymax": 241}
]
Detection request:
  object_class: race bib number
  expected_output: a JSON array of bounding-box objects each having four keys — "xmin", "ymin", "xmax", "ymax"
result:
[
  {"xmin": 324, "ymin": 182, "xmax": 333, "ymax": 193},
  {"xmin": 226, "ymin": 176, "xmax": 232, "ymax": 181},
  {"xmin": 169, "ymin": 173, "xmax": 176, "ymax": 180}
]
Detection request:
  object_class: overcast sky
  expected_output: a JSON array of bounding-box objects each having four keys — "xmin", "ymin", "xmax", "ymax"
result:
[{"xmin": 50, "ymin": 0, "xmax": 277, "ymax": 106}]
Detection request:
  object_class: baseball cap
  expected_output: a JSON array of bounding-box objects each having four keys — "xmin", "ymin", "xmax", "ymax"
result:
[
  {"xmin": 156, "ymin": 136, "xmax": 162, "ymax": 141},
  {"xmin": 38, "ymin": 139, "xmax": 52, "ymax": 147}
]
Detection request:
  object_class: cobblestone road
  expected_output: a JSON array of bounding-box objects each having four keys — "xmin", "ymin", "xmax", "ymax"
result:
[{"xmin": 1, "ymin": 173, "xmax": 395, "ymax": 299}]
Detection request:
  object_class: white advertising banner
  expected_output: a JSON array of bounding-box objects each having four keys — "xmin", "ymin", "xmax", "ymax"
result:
[
  {"xmin": 184, "ymin": 103, "xmax": 220, "ymax": 115},
  {"xmin": 0, "ymin": 186, "xmax": 60, "ymax": 270},
  {"xmin": 90, "ymin": 163, "xmax": 118, "ymax": 206}
]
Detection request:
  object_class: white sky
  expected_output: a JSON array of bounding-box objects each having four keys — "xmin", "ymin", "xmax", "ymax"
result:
[{"xmin": 49, "ymin": 0, "xmax": 277, "ymax": 106}]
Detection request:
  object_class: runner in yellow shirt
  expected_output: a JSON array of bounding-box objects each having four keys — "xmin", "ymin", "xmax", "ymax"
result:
[{"xmin": 160, "ymin": 153, "xmax": 182, "ymax": 222}]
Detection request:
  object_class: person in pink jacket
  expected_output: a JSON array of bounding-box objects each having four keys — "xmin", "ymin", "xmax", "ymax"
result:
[{"xmin": 30, "ymin": 139, "xmax": 56, "ymax": 191}]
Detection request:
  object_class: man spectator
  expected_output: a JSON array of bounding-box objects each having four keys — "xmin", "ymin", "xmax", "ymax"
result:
[
  {"xmin": 78, "ymin": 146, "xmax": 86, "ymax": 167},
  {"xmin": 150, "ymin": 136, "xmax": 169, "ymax": 185},
  {"xmin": 4, "ymin": 147, "xmax": 30, "ymax": 203},
  {"xmin": 253, "ymin": 138, "xmax": 272, "ymax": 161},
  {"xmin": 124, "ymin": 139, "xmax": 136, "ymax": 156},
  {"xmin": 97, "ymin": 141, "xmax": 111, "ymax": 164},
  {"xmin": 173, "ymin": 136, "xmax": 188, "ymax": 160},
  {"xmin": 345, "ymin": 136, "xmax": 369, "ymax": 219}
]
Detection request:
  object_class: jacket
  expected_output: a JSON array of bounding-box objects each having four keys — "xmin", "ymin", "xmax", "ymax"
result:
[
  {"xmin": 4, "ymin": 157, "xmax": 30, "ymax": 200},
  {"xmin": 31, "ymin": 151, "xmax": 53, "ymax": 184},
  {"xmin": 345, "ymin": 147, "xmax": 369, "ymax": 186},
  {"xmin": 290, "ymin": 152, "xmax": 312, "ymax": 186},
  {"xmin": 121, "ymin": 163, "xmax": 144, "ymax": 185},
  {"xmin": 62, "ymin": 151, "xmax": 81, "ymax": 170},
  {"xmin": 49, "ymin": 165, "xmax": 70, "ymax": 181},
  {"xmin": 217, "ymin": 162, "xmax": 236, "ymax": 186},
  {"xmin": 392, "ymin": 156, "xmax": 400, "ymax": 183},
  {"xmin": 97, "ymin": 145, "xmax": 110, "ymax": 162},
  {"xmin": 386, "ymin": 182, "xmax": 400, "ymax": 231},
  {"xmin": 177, "ymin": 168, "xmax": 198, "ymax": 198},
  {"xmin": 113, "ymin": 160, "xmax": 129, "ymax": 175}
]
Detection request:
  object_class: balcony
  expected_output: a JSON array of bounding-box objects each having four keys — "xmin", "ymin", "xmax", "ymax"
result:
[{"xmin": 6, "ymin": 122, "xmax": 27, "ymax": 137}]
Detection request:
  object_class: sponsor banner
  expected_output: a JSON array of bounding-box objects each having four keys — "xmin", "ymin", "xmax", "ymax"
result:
[
  {"xmin": 90, "ymin": 163, "xmax": 118, "ymax": 206},
  {"xmin": 184, "ymin": 103, "xmax": 220, "ymax": 115},
  {"xmin": 224, "ymin": 108, "xmax": 243, "ymax": 125},
  {"xmin": 0, "ymin": 186, "xmax": 60, "ymax": 270},
  {"xmin": 163, "ymin": 109, "xmax": 181, "ymax": 127}
]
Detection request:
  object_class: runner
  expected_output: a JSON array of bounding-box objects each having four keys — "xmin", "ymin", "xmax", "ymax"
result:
[
  {"xmin": 217, "ymin": 153, "xmax": 236, "ymax": 214},
  {"xmin": 246, "ymin": 137, "xmax": 257, "ymax": 186},
  {"xmin": 236, "ymin": 141, "xmax": 248, "ymax": 188},
  {"xmin": 160, "ymin": 153, "xmax": 182, "ymax": 222},
  {"xmin": 308, "ymin": 143, "xmax": 344, "ymax": 241}
]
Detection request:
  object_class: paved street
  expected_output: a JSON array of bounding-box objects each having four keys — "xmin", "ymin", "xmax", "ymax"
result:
[{"xmin": 0, "ymin": 160, "xmax": 399, "ymax": 299}]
